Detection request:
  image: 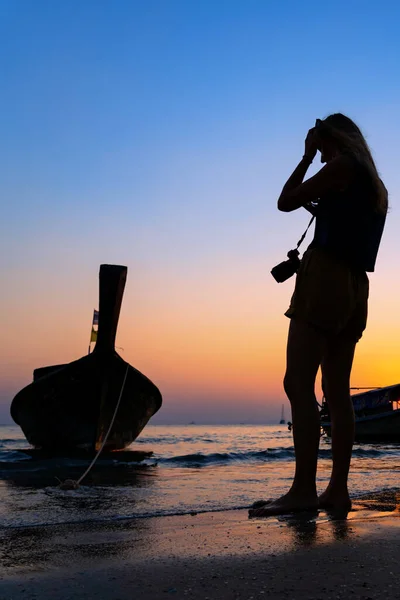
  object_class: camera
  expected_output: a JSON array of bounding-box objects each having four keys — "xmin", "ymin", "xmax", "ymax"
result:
[{"xmin": 271, "ymin": 249, "xmax": 300, "ymax": 283}]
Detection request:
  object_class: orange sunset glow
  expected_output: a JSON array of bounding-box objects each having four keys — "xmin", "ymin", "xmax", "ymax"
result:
[{"xmin": 2, "ymin": 234, "xmax": 400, "ymax": 424}]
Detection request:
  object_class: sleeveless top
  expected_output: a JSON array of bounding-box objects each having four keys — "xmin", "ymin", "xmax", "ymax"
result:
[{"xmin": 309, "ymin": 156, "xmax": 387, "ymax": 272}]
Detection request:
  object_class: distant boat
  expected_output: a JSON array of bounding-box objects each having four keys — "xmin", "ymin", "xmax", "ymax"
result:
[
  {"xmin": 10, "ymin": 264, "xmax": 162, "ymax": 454},
  {"xmin": 279, "ymin": 404, "xmax": 285, "ymax": 425},
  {"xmin": 320, "ymin": 384, "xmax": 400, "ymax": 442}
]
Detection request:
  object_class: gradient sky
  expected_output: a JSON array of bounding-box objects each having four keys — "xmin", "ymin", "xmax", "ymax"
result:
[{"xmin": 1, "ymin": 0, "xmax": 400, "ymax": 424}]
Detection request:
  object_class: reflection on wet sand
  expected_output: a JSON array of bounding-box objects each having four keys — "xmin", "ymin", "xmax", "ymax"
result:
[
  {"xmin": 277, "ymin": 511, "xmax": 319, "ymax": 546},
  {"xmin": 3, "ymin": 504, "xmax": 400, "ymax": 580},
  {"xmin": 3, "ymin": 490, "xmax": 400, "ymax": 580},
  {"xmin": 0, "ymin": 517, "xmax": 153, "ymax": 575},
  {"xmin": 276, "ymin": 508, "xmax": 353, "ymax": 546},
  {"xmin": 256, "ymin": 489, "xmax": 400, "ymax": 550}
]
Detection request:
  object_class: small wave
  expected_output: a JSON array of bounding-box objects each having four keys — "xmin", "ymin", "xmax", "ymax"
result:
[
  {"xmin": 135, "ymin": 436, "xmax": 216, "ymax": 445},
  {"xmin": 0, "ymin": 444, "xmax": 390, "ymax": 471},
  {"xmin": 0, "ymin": 450, "xmax": 32, "ymax": 464},
  {"xmin": 351, "ymin": 447, "xmax": 387, "ymax": 458},
  {"xmin": 0, "ymin": 504, "xmax": 251, "ymax": 530},
  {"xmin": 156, "ymin": 446, "xmax": 388, "ymax": 467},
  {"xmin": 0, "ymin": 440, "xmax": 29, "ymax": 450},
  {"xmin": 158, "ymin": 448, "xmax": 295, "ymax": 466},
  {"xmin": 318, "ymin": 447, "xmax": 385, "ymax": 459}
]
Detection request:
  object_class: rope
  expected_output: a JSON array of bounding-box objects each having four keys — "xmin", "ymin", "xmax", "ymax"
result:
[{"xmin": 58, "ymin": 364, "xmax": 129, "ymax": 490}]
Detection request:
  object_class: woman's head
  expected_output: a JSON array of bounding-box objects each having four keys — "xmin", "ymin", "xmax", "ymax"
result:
[
  {"xmin": 315, "ymin": 114, "xmax": 367, "ymax": 163},
  {"xmin": 315, "ymin": 113, "xmax": 387, "ymax": 213}
]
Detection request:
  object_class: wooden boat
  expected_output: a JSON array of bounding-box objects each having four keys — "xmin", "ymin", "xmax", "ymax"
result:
[
  {"xmin": 320, "ymin": 384, "xmax": 400, "ymax": 442},
  {"xmin": 10, "ymin": 264, "xmax": 162, "ymax": 453}
]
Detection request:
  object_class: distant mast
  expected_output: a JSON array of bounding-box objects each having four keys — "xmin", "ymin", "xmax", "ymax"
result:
[{"xmin": 279, "ymin": 404, "xmax": 285, "ymax": 425}]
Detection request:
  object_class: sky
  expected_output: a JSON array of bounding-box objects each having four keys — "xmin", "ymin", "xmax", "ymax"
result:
[{"xmin": 1, "ymin": 0, "xmax": 400, "ymax": 425}]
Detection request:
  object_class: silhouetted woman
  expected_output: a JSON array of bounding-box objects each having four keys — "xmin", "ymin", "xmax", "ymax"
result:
[{"xmin": 250, "ymin": 114, "xmax": 387, "ymax": 517}]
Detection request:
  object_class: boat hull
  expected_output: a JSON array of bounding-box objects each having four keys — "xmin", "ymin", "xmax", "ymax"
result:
[
  {"xmin": 322, "ymin": 409, "xmax": 400, "ymax": 443},
  {"xmin": 10, "ymin": 352, "xmax": 162, "ymax": 453}
]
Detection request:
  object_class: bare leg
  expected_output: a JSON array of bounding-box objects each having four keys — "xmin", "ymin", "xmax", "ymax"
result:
[
  {"xmin": 249, "ymin": 319, "xmax": 324, "ymax": 517},
  {"xmin": 318, "ymin": 335, "xmax": 356, "ymax": 511}
]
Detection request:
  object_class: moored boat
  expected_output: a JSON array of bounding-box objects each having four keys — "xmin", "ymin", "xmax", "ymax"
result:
[
  {"xmin": 10, "ymin": 264, "xmax": 162, "ymax": 453},
  {"xmin": 320, "ymin": 383, "xmax": 400, "ymax": 442},
  {"xmin": 279, "ymin": 404, "xmax": 286, "ymax": 425}
]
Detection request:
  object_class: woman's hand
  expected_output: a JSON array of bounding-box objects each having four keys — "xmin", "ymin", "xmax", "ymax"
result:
[{"xmin": 304, "ymin": 128, "xmax": 318, "ymax": 161}]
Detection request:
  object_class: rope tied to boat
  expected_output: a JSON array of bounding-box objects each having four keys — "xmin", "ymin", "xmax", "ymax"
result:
[{"xmin": 57, "ymin": 364, "xmax": 130, "ymax": 490}]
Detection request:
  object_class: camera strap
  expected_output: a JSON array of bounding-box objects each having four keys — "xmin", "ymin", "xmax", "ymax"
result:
[{"xmin": 296, "ymin": 215, "xmax": 315, "ymax": 250}]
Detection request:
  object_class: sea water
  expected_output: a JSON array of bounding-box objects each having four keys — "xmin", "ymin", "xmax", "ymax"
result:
[{"xmin": 1, "ymin": 424, "xmax": 400, "ymax": 528}]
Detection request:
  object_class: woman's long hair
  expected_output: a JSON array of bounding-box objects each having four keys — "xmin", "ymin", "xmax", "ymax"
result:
[{"xmin": 317, "ymin": 113, "xmax": 388, "ymax": 213}]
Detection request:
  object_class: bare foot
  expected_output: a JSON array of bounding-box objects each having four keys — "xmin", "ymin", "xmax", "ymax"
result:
[
  {"xmin": 250, "ymin": 499, "xmax": 272, "ymax": 509},
  {"xmin": 318, "ymin": 489, "xmax": 352, "ymax": 512},
  {"xmin": 248, "ymin": 491, "xmax": 318, "ymax": 518}
]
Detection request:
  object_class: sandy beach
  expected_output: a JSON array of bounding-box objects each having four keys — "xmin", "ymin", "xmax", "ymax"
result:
[{"xmin": 2, "ymin": 495, "xmax": 400, "ymax": 600}]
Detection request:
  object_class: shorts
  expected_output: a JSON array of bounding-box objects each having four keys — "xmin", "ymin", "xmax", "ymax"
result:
[{"xmin": 285, "ymin": 247, "xmax": 369, "ymax": 342}]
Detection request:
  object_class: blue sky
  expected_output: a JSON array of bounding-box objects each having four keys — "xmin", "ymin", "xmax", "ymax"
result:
[{"xmin": 1, "ymin": 1, "xmax": 400, "ymax": 424}]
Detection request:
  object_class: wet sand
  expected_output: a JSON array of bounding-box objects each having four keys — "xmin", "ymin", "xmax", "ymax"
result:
[{"xmin": 2, "ymin": 495, "xmax": 400, "ymax": 599}]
